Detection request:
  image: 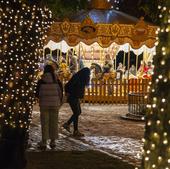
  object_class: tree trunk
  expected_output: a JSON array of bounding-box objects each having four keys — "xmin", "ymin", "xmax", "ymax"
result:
[{"xmin": 0, "ymin": 126, "xmax": 27, "ymax": 169}]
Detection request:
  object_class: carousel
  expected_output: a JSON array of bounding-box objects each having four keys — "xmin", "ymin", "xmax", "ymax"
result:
[{"xmin": 44, "ymin": 0, "xmax": 157, "ymax": 104}]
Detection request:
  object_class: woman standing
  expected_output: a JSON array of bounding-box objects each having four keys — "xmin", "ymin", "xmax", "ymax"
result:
[
  {"xmin": 37, "ymin": 64, "xmax": 63, "ymax": 149},
  {"xmin": 63, "ymin": 67, "xmax": 90, "ymax": 137}
]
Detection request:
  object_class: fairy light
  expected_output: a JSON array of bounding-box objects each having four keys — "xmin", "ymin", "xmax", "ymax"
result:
[
  {"xmin": 147, "ymin": 121, "xmax": 152, "ymax": 126},
  {"xmin": 141, "ymin": 116, "xmax": 145, "ymax": 120},
  {"xmin": 161, "ymin": 98, "xmax": 166, "ymax": 103},
  {"xmin": 152, "ymin": 104, "xmax": 156, "ymax": 108},
  {"xmin": 0, "ymin": 0, "xmax": 52, "ymax": 130},
  {"xmin": 158, "ymin": 156, "xmax": 162, "ymax": 162},
  {"xmin": 161, "ymin": 60, "xmax": 165, "ymax": 65},
  {"xmin": 152, "ymin": 164, "xmax": 156, "ymax": 168},
  {"xmin": 156, "ymin": 120, "xmax": 160, "ymax": 125},
  {"xmin": 142, "ymin": 1, "xmax": 170, "ymax": 169},
  {"xmin": 145, "ymin": 157, "xmax": 149, "ymax": 161},
  {"xmin": 163, "ymin": 139, "xmax": 168, "ymax": 145},
  {"xmin": 151, "ymin": 144, "xmax": 155, "ymax": 150}
]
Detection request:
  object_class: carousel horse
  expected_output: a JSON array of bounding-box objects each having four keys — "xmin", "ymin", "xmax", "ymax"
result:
[
  {"xmin": 58, "ymin": 59, "xmax": 72, "ymax": 80},
  {"xmin": 90, "ymin": 63, "xmax": 103, "ymax": 79},
  {"xmin": 90, "ymin": 62, "xmax": 117, "ymax": 80},
  {"xmin": 102, "ymin": 61, "xmax": 116, "ymax": 80}
]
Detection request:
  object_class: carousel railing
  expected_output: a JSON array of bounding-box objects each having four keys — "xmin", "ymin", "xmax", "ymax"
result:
[
  {"xmin": 83, "ymin": 78, "xmax": 150, "ymax": 104},
  {"xmin": 59, "ymin": 73, "xmax": 151, "ymax": 104}
]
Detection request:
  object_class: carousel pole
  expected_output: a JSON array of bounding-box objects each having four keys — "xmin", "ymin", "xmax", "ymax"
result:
[
  {"xmin": 82, "ymin": 45, "xmax": 85, "ymax": 60},
  {"xmin": 127, "ymin": 44, "xmax": 131, "ymax": 79},
  {"xmin": 112, "ymin": 47, "xmax": 115, "ymax": 70},
  {"xmin": 123, "ymin": 51, "xmax": 126, "ymax": 69},
  {"xmin": 91, "ymin": 46, "xmax": 94, "ymax": 62},
  {"xmin": 143, "ymin": 45, "xmax": 147, "ymax": 64},
  {"xmin": 81, "ymin": 44, "xmax": 85, "ymax": 60},
  {"xmin": 115, "ymin": 52, "xmax": 117, "ymax": 70},
  {"xmin": 66, "ymin": 51, "xmax": 69, "ymax": 66},
  {"xmin": 127, "ymin": 44, "xmax": 131, "ymax": 95},
  {"xmin": 136, "ymin": 50, "xmax": 139, "ymax": 74},
  {"xmin": 57, "ymin": 48, "xmax": 59, "ymax": 62},
  {"xmin": 102, "ymin": 48, "xmax": 105, "ymax": 64}
]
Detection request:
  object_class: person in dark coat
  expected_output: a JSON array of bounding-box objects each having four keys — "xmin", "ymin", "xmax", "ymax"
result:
[{"xmin": 63, "ymin": 67, "xmax": 90, "ymax": 137}]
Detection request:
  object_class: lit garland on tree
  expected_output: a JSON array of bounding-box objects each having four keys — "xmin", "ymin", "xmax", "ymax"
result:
[
  {"xmin": 111, "ymin": 0, "xmax": 120, "ymax": 10},
  {"xmin": 141, "ymin": 0, "xmax": 170, "ymax": 169},
  {"xmin": 0, "ymin": 0, "xmax": 52, "ymax": 132}
]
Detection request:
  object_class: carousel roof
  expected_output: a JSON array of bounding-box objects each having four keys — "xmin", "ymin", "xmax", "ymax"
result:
[
  {"xmin": 70, "ymin": 9, "xmax": 139, "ymax": 24},
  {"xmin": 47, "ymin": 0, "xmax": 157, "ymax": 49}
]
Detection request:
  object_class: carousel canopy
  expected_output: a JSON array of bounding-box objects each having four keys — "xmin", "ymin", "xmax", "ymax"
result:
[
  {"xmin": 47, "ymin": 0, "xmax": 157, "ymax": 49},
  {"xmin": 44, "ymin": 40, "xmax": 155, "ymax": 64},
  {"xmin": 44, "ymin": 40, "xmax": 155, "ymax": 56}
]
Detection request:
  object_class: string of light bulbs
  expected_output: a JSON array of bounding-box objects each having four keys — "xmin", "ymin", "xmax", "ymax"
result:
[{"xmin": 0, "ymin": 0, "xmax": 52, "ymax": 131}]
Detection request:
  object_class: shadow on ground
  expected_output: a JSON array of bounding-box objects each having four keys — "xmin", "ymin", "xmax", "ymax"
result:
[{"xmin": 26, "ymin": 150, "xmax": 135, "ymax": 169}]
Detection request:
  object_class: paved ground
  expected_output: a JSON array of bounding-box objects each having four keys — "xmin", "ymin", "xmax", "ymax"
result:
[{"xmin": 27, "ymin": 103, "xmax": 144, "ymax": 168}]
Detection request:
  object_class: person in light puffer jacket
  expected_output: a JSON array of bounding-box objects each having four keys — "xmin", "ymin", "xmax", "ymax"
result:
[{"xmin": 37, "ymin": 64, "xmax": 63, "ymax": 149}]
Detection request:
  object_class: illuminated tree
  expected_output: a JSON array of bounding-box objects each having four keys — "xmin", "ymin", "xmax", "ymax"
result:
[
  {"xmin": 141, "ymin": 0, "xmax": 170, "ymax": 169},
  {"xmin": 0, "ymin": 0, "xmax": 52, "ymax": 168},
  {"xmin": 118, "ymin": 0, "xmax": 163, "ymax": 24},
  {"xmin": 42, "ymin": 0, "xmax": 88, "ymax": 19},
  {"xmin": 138, "ymin": 0, "xmax": 163, "ymax": 24}
]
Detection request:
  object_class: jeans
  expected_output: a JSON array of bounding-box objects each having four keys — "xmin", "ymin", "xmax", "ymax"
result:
[
  {"xmin": 67, "ymin": 98, "xmax": 81, "ymax": 131},
  {"xmin": 40, "ymin": 107, "xmax": 59, "ymax": 144}
]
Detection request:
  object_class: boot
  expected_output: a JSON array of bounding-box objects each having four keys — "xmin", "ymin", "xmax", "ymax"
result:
[{"xmin": 73, "ymin": 130, "xmax": 84, "ymax": 137}]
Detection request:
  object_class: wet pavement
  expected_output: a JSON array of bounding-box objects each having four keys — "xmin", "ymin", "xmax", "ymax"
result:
[
  {"xmin": 28, "ymin": 134, "xmax": 90, "ymax": 152},
  {"xmin": 28, "ymin": 104, "xmax": 144, "ymax": 167},
  {"xmin": 82, "ymin": 136, "xmax": 142, "ymax": 166},
  {"xmin": 28, "ymin": 112, "xmax": 90, "ymax": 152}
]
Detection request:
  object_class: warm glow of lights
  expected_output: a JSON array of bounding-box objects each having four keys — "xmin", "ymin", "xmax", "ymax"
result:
[
  {"xmin": 142, "ymin": 1, "xmax": 170, "ymax": 169},
  {"xmin": 0, "ymin": 0, "xmax": 52, "ymax": 130}
]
